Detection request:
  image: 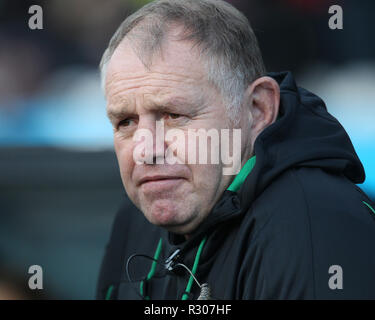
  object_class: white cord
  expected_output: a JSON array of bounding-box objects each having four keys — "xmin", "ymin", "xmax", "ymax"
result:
[{"xmin": 174, "ymin": 263, "xmax": 202, "ymax": 288}]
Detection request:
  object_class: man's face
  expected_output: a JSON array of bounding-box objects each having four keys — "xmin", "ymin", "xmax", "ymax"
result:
[{"xmin": 105, "ymin": 30, "xmax": 250, "ymax": 235}]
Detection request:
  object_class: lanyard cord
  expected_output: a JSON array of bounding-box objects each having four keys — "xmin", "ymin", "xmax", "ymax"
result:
[
  {"xmin": 140, "ymin": 237, "xmax": 163, "ymax": 300},
  {"xmin": 138, "ymin": 236, "xmax": 207, "ymax": 300},
  {"xmin": 181, "ymin": 236, "xmax": 207, "ymax": 300}
]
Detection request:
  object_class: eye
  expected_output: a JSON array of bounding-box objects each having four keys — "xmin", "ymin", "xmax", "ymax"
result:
[
  {"xmin": 165, "ymin": 113, "xmax": 181, "ymax": 120},
  {"xmin": 118, "ymin": 118, "xmax": 135, "ymax": 128}
]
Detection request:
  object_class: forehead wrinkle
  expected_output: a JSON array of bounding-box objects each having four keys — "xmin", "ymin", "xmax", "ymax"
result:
[
  {"xmin": 106, "ymin": 68, "xmax": 206, "ymax": 107},
  {"xmin": 105, "ymin": 70, "xmax": 201, "ymax": 106},
  {"xmin": 106, "ymin": 42, "xmax": 207, "ymax": 91},
  {"xmin": 107, "ymin": 69, "xmax": 200, "ymax": 91}
]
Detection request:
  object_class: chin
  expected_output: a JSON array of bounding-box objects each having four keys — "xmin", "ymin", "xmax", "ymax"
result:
[
  {"xmin": 149, "ymin": 210, "xmax": 179, "ymax": 226},
  {"xmin": 145, "ymin": 199, "xmax": 180, "ymax": 224},
  {"xmin": 144, "ymin": 199, "xmax": 195, "ymax": 232}
]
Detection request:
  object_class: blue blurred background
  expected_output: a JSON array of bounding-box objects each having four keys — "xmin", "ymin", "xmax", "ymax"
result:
[{"xmin": 0, "ymin": 0, "xmax": 374, "ymax": 299}]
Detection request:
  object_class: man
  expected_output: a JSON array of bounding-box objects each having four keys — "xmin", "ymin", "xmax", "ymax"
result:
[{"xmin": 97, "ymin": 0, "xmax": 375, "ymax": 300}]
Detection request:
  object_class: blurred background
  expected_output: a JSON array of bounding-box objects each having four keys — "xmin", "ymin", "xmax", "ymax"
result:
[{"xmin": 0, "ymin": 0, "xmax": 374, "ymax": 299}]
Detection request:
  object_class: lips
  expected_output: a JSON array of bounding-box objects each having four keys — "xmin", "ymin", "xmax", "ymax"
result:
[
  {"xmin": 139, "ymin": 175, "xmax": 184, "ymax": 186},
  {"xmin": 139, "ymin": 175, "xmax": 186, "ymax": 193}
]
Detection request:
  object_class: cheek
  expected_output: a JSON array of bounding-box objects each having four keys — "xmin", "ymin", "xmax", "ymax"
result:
[
  {"xmin": 190, "ymin": 163, "xmax": 222, "ymax": 195},
  {"xmin": 177, "ymin": 132, "xmax": 220, "ymax": 165},
  {"xmin": 114, "ymin": 137, "xmax": 134, "ymax": 185}
]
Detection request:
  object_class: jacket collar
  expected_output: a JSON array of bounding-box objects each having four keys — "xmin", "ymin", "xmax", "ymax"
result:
[{"xmin": 162, "ymin": 156, "xmax": 257, "ymax": 268}]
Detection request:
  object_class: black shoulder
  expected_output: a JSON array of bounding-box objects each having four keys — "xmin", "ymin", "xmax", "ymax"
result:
[
  {"xmin": 96, "ymin": 198, "xmax": 162, "ymax": 299},
  {"xmin": 243, "ymin": 167, "xmax": 375, "ymax": 299}
]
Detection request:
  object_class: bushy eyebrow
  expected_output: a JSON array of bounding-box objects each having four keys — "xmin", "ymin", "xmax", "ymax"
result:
[
  {"xmin": 106, "ymin": 108, "xmax": 130, "ymax": 124},
  {"xmin": 106, "ymin": 96, "xmax": 203, "ymax": 123}
]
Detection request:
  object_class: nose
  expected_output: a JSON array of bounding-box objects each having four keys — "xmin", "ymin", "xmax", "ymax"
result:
[{"xmin": 133, "ymin": 115, "xmax": 167, "ymax": 164}]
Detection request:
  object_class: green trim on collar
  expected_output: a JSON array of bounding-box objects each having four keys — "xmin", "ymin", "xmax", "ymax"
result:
[
  {"xmin": 363, "ymin": 201, "xmax": 375, "ymax": 216},
  {"xmin": 227, "ymin": 156, "xmax": 256, "ymax": 192}
]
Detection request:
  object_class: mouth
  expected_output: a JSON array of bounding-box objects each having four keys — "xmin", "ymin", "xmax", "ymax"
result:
[
  {"xmin": 139, "ymin": 176, "xmax": 186, "ymax": 192},
  {"xmin": 139, "ymin": 175, "xmax": 184, "ymax": 185}
]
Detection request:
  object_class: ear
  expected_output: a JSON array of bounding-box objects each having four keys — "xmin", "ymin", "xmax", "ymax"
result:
[{"xmin": 245, "ymin": 76, "xmax": 280, "ymax": 147}]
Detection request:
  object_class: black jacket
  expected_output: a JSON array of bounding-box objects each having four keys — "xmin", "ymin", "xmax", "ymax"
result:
[{"xmin": 96, "ymin": 71, "xmax": 375, "ymax": 300}]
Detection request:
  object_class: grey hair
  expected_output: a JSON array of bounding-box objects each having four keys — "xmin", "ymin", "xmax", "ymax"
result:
[{"xmin": 100, "ymin": 0, "xmax": 266, "ymax": 124}]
